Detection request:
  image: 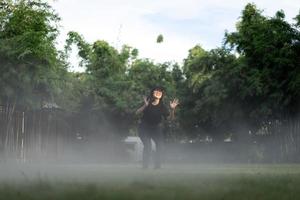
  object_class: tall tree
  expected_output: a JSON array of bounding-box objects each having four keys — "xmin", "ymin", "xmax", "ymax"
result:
[
  {"xmin": 225, "ymin": 3, "xmax": 300, "ymax": 120},
  {"xmin": 0, "ymin": 0, "xmax": 65, "ymax": 108}
]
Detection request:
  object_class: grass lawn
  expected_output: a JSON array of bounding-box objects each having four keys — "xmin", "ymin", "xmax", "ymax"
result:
[{"xmin": 0, "ymin": 163, "xmax": 300, "ymax": 200}]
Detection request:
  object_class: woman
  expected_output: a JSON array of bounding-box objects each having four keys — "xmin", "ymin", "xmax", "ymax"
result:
[{"xmin": 136, "ymin": 86, "xmax": 179, "ymax": 169}]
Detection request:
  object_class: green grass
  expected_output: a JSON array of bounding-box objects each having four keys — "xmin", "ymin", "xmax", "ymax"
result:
[{"xmin": 1, "ymin": 164, "xmax": 300, "ymax": 200}]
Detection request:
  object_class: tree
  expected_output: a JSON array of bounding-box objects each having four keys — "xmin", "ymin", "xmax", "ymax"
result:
[
  {"xmin": 182, "ymin": 45, "xmax": 242, "ymax": 140},
  {"xmin": 0, "ymin": 0, "xmax": 72, "ymax": 159},
  {"xmin": 0, "ymin": 0, "xmax": 65, "ymax": 108},
  {"xmin": 225, "ymin": 3, "xmax": 300, "ymax": 120}
]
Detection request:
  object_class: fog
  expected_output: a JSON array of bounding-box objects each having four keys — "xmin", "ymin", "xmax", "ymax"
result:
[
  {"xmin": 0, "ymin": 132, "xmax": 288, "ymax": 182},
  {"xmin": 1, "ymin": 105, "xmax": 300, "ymax": 186}
]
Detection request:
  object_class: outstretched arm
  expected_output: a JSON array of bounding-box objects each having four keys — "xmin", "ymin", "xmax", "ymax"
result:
[
  {"xmin": 135, "ymin": 96, "xmax": 149, "ymax": 115},
  {"xmin": 168, "ymin": 98, "xmax": 179, "ymax": 120}
]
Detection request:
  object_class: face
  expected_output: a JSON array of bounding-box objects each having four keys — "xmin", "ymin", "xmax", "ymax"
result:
[{"xmin": 153, "ymin": 90, "xmax": 163, "ymax": 99}]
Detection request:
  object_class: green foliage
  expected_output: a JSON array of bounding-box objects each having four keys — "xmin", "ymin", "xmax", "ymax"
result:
[
  {"xmin": 65, "ymin": 31, "xmax": 91, "ymax": 66},
  {"xmin": 225, "ymin": 3, "xmax": 300, "ymax": 120},
  {"xmin": 182, "ymin": 45, "xmax": 242, "ymax": 139},
  {"xmin": 0, "ymin": 0, "xmax": 67, "ymax": 108},
  {"xmin": 156, "ymin": 34, "xmax": 164, "ymax": 43},
  {"xmin": 179, "ymin": 3, "xmax": 300, "ymax": 142},
  {"xmin": 65, "ymin": 30, "xmax": 181, "ymax": 137}
]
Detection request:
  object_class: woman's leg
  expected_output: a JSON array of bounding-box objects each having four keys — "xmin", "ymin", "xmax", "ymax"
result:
[
  {"xmin": 152, "ymin": 127, "xmax": 164, "ymax": 169},
  {"xmin": 138, "ymin": 125, "xmax": 151, "ymax": 168}
]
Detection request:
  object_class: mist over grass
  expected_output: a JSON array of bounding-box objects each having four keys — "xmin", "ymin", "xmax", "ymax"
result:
[{"xmin": 0, "ymin": 164, "xmax": 300, "ymax": 200}]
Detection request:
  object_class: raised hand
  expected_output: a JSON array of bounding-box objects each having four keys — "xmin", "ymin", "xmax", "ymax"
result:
[
  {"xmin": 143, "ymin": 96, "xmax": 150, "ymax": 106},
  {"xmin": 170, "ymin": 98, "xmax": 179, "ymax": 110}
]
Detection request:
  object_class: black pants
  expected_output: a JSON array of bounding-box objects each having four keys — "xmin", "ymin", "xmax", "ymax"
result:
[{"xmin": 138, "ymin": 124, "xmax": 164, "ymax": 168}]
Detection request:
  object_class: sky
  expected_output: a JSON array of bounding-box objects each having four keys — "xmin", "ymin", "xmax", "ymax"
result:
[{"xmin": 50, "ymin": 0, "xmax": 300, "ymax": 71}]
